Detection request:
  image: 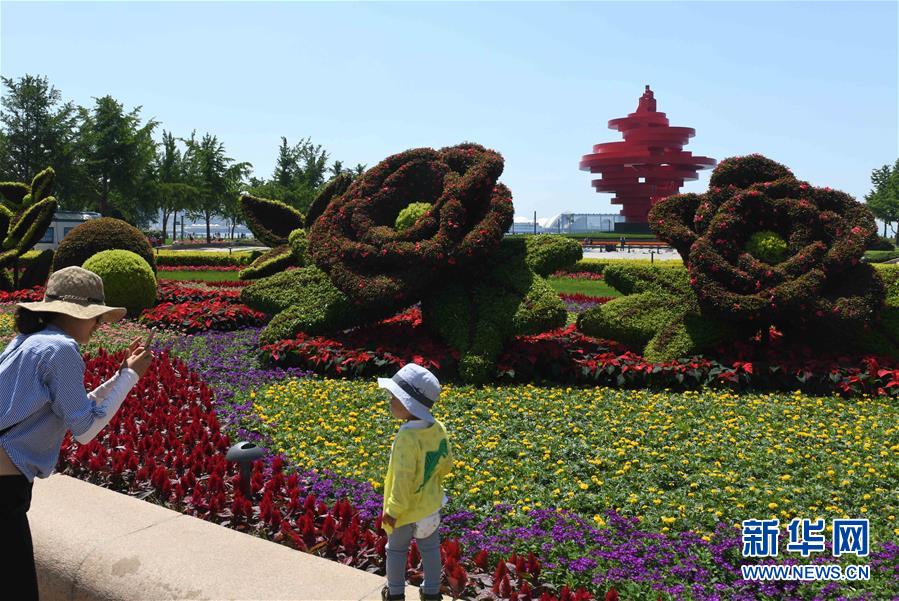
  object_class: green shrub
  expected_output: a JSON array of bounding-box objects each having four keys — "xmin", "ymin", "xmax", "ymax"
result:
[
  {"xmin": 869, "ymin": 236, "xmax": 896, "ymax": 251},
  {"xmin": 0, "ymin": 167, "xmax": 58, "ymax": 291},
  {"xmin": 155, "ymin": 250, "xmax": 258, "ymax": 267},
  {"xmin": 523, "ymin": 235, "xmax": 583, "ymax": 276},
  {"xmin": 865, "ymin": 250, "xmax": 899, "ymax": 264},
  {"xmin": 422, "ymin": 237, "xmax": 566, "ymax": 384},
  {"xmin": 53, "ymin": 218, "xmax": 155, "ymax": 274},
  {"xmin": 82, "ymin": 250, "xmax": 157, "ymax": 317},
  {"xmin": 257, "ymin": 267, "xmax": 376, "ymax": 344},
  {"xmin": 239, "ymin": 195, "xmax": 305, "ymax": 248},
  {"xmin": 745, "ymin": 230, "xmax": 788, "ymax": 264},
  {"xmin": 238, "ymin": 245, "xmax": 295, "ymax": 280},
  {"xmin": 288, "ymin": 228, "xmax": 308, "ymax": 264},
  {"xmin": 395, "ymin": 202, "xmax": 432, "ymax": 231}
]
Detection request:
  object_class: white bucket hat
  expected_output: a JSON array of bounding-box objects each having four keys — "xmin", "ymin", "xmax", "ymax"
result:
[
  {"xmin": 377, "ymin": 363, "xmax": 440, "ymax": 422},
  {"xmin": 17, "ymin": 266, "xmax": 127, "ymax": 323}
]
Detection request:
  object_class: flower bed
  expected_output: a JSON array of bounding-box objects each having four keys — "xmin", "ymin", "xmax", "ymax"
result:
[
  {"xmin": 156, "ymin": 280, "xmax": 242, "ymax": 303},
  {"xmin": 559, "ymin": 293, "xmax": 613, "ymax": 313},
  {"xmin": 251, "ymin": 377, "xmax": 899, "ymax": 599},
  {"xmin": 139, "ymin": 300, "xmax": 266, "ymax": 333}
]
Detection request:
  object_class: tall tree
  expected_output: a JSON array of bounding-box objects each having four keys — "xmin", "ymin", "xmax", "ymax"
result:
[
  {"xmin": 78, "ymin": 95, "xmax": 157, "ymax": 217},
  {"xmin": 151, "ymin": 131, "xmax": 197, "ymax": 241},
  {"xmin": 0, "ymin": 75, "xmax": 82, "ymax": 206},
  {"xmin": 184, "ymin": 132, "xmax": 250, "ymax": 243},
  {"xmin": 865, "ymin": 159, "xmax": 899, "ymax": 243}
]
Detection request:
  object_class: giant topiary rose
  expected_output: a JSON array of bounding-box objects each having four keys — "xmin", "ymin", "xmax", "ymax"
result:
[
  {"xmin": 307, "ymin": 143, "xmax": 514, "ymax": 313},
  {"xmin": 649, "ymin": 154, "xmax": 884, "ymax": 336}
]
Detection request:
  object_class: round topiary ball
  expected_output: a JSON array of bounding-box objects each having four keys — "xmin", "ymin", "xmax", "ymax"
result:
[
  {"xmin": 52, "ymin": 217, "xmax": 156, "ymax": 274},
  {"xmin": 745, "ymin": 230, "xmax": 788, "ymax": 264},
  {"xmin": 395, "ymin": 202, "xmax": 432, "ymax": 231},
  {"xmin": 82, "ymin": 250, "xmax": 157, "ymax": 317}
]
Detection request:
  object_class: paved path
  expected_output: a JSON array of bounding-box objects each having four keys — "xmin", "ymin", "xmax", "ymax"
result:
[{"xmin": 582, "ymin": 247, "xmax": 683, "ymax": 261}]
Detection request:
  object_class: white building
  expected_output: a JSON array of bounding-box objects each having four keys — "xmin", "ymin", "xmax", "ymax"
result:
[{"xmin": 510, "ymin": 213, "xmax": 625, "ymax": 235}]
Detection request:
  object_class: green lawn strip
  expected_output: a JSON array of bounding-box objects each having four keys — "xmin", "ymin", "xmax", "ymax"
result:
[
  {"xmin": 548, "ymin": 276, "xmax": 620, "ymax": 297},
  {"xmin": 158, "ymin": 270, "xmax": 240, "ymax": 282},
  {"xmin": 252, "ymin": 378, "xmax": 899, "ymax": 546}
]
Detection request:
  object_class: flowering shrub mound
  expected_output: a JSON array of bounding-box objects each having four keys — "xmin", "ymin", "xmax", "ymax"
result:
[
  {"xmin": 140, "ymin": 300, "xmax": 266, "ymax": 333},
  {"xmin": 308, "ymin": 143, "xmax": 514, "ymax": 311},
  {"xmin": 552, "ymin": 271, "xmax": 605, "ymax": 281},
  {"xmin": 648, "ymin": 154, "xmax": 883, "ymax": 339}
]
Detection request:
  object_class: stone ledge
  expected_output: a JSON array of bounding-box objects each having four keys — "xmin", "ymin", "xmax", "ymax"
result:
[{"xmin": 31, "ymin": 475, "xmax": 427, "ymax": 600}]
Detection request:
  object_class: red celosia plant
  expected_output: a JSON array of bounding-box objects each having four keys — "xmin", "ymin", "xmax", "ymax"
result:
[{"xmin": 139, "ymin": 300, "xmax": 266, "ymax": 333}]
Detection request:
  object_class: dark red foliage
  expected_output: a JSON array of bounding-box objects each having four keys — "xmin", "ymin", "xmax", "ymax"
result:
[{"xmin": 156, "ymin": 280, "xmax": 243, "ymax": 303}]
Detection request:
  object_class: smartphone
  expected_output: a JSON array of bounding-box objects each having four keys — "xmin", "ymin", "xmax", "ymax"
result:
[{"xmin": 144, "ymin": 330, "xmax": 155, "ymax": 348}]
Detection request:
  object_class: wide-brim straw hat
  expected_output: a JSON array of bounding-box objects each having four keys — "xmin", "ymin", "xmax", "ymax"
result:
[{"xmin": 17, "ymin": 266, "xmax": 127, "ymax": 323}]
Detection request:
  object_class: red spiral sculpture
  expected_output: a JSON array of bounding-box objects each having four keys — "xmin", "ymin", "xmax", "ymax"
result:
[{"xmin": 579, "ymin": 85, "xmax": 716, "ymax": 224}]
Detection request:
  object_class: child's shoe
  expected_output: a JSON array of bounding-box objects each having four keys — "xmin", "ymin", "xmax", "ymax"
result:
[
  {"xmin": 419, "ymin": 590, "xmax": 442, "ymax": 601},
  {"xmin": 381, "ymin": 585, "xmax": 405, "ymax": 601}
]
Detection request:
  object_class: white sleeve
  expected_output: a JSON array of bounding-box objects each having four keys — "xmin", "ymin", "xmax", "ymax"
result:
[{"xmin": 74, "ymin": 368, "xmax": 140, "ymax": 444}]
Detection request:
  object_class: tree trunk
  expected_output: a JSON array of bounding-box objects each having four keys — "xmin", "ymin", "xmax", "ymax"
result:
[
  {"xmin": 161, "ymin": 208, "xmax": 170, "ymax": 242},
  {"xmin": 205, "ymin": 211, "xmax": 212, "ymax": 244},
  {"xmin": 172, "ymin": 210, "xmax": 178, "ymax": 242},
  {"xmin": 884, "ymin": 220, "xmax": 888, "ymax": 238},
  {"xmin": 99, "ymin": 176, "xmax": 110, "ymax": 215}
]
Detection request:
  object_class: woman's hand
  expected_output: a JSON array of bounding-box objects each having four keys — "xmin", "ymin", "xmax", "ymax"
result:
[
  {"xmin": 382, "ymin": 513, "xmax": 397, "ymax": 529},
  {"xmin": 121, "ymin": 337, "xmax": 153, "ymax": 378}
]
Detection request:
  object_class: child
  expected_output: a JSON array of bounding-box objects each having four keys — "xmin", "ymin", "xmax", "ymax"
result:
[
  {"xmin": 0, "ymin": 267, "xmax": 153, "ymax": 600},
  {"xmin": 378, "ymin": 363, "xmax": 453, "ymax": 601}
]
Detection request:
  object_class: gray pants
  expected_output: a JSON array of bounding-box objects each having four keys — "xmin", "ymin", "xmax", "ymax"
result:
[{"xmin": 386, "ymin": 523, "xmax": 442, "ymax": 596}]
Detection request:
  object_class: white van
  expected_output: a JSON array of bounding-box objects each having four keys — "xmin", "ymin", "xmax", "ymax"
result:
[{"xmin": 33, "ymin": 211, "xmax": 102, "ymax": 251}]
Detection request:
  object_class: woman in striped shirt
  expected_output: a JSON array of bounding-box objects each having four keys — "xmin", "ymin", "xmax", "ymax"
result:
[{"xmin": 0, "ymin": 267, "xmax": 153, "ymax": 600}]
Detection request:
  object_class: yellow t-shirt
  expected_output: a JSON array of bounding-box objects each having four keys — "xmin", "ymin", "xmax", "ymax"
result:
[{"xmin": 381, "ymin": 419, "xmax": 453, "ymax": 535}]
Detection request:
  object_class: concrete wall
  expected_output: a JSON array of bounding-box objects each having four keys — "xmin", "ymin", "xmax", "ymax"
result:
[{"xmin": 31, "ymin": 475, "xmax": 426, "ymax": 601}]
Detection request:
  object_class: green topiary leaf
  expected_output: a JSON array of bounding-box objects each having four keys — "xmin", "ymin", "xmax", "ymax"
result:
[
  {"xmin": 238, "ymin": 244, "xmax": 296, "ymax": 280},
  {"xmin": 0, "ymin": 182, "xmax": 29, "ymax": 209},
  {"xmin": 256, "ymin": 267, "xmax": 388, "ymax": 344},
  {"xmin": 18, "ymin": 249, "xmax": 54, "ymax": 289},
  {"xmin": 8, "ymin": 196, "xmax": 57, "ymax": 253},
  {"xmin": 29, "ymin": 167, "xmax": 55, "ymax": 203},
  {"xmin": 239, "ymin": 194, "xmax": 305, "ymax": 248}
]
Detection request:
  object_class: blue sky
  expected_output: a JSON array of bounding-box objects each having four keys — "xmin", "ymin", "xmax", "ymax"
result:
[{"xmin": 1, "ymin": 1, "xmax": 896, "ymax": 222}]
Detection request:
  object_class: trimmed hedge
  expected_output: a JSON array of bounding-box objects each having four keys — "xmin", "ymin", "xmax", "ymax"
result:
[
  {"xmin": 52, "ymin": 218, "xmax": 156, "ymax": 274},
  {"xmin": 523, "ymin": 235, "xmax": 583, "ymax": 277},
  {"xmin": 82, "ymin": 250, "xmax": 157, "ymax": 317},
  {"xmin": 308, "ymin": 143, "xmax": 514, "ymax": 312},
  {"xmin": 288, "ymin": 228, "xmax": 308, "ymax": 264},
  {"xmin": 708, "ymin": 153, "xmax": 794, "ymax": 189},
  {"xmin": 155, "ymin": 250, "xmax": 259, "ymax": 267},
  {"xmin": 239, "ymin": 195, "xmax": 304, "ymax": 248}
]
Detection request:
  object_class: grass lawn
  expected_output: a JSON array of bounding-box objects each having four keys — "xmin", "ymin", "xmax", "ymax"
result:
[
  {"xmin": 548, "ymin": 276, "xmax": 620, "ymax": 297},
  {"xmin": 159, "ymin": 270, "xmax": 241, "ymax": 282}
]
